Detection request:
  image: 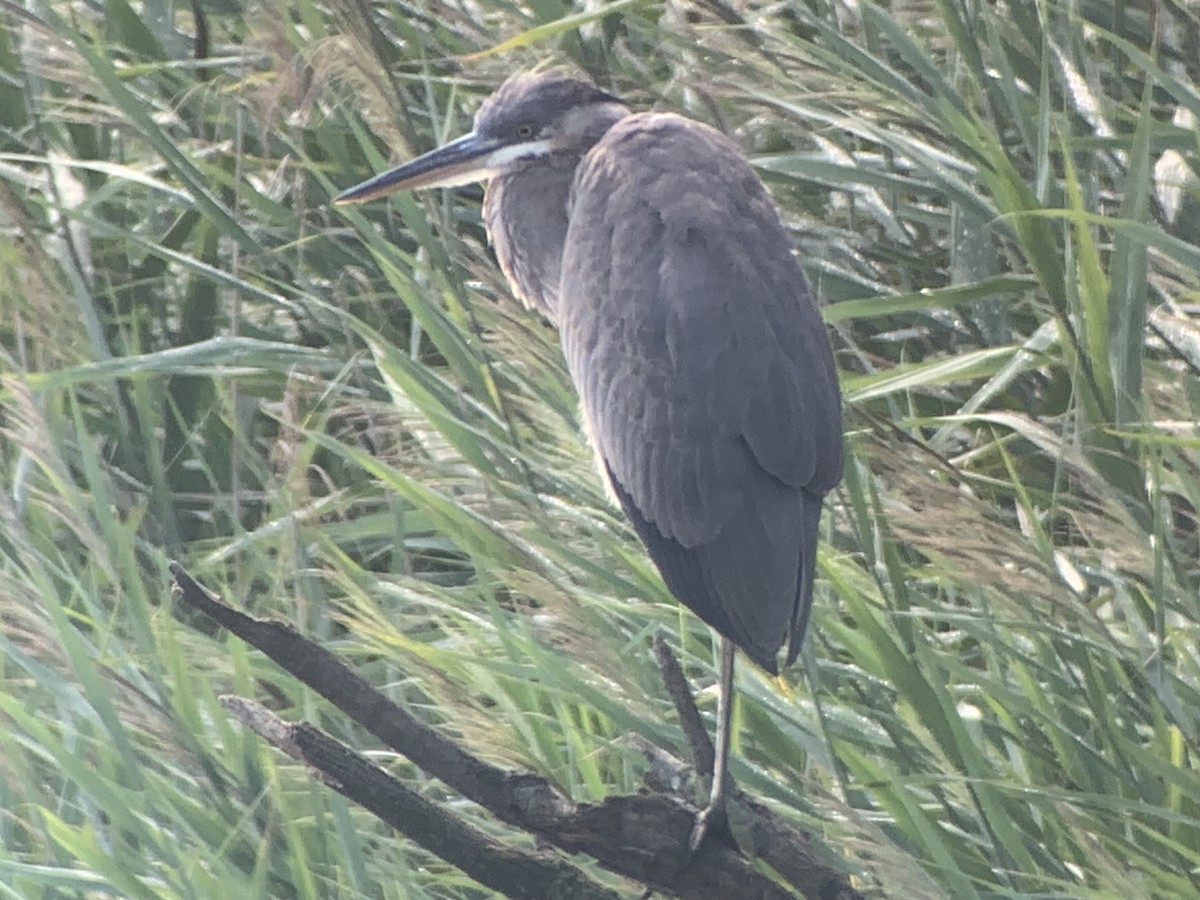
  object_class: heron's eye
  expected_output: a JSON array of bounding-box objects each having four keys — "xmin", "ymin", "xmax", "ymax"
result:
[{"xmin": 515, "ymin": 123, "xmax": 535, "ymax": 139}]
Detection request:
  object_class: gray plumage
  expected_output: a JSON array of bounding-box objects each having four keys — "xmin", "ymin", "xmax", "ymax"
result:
[
  {"xmin": 477, "ymin": 74, "xmax": 842, "ymax": 673},
  {"xmin": 334, "ymin": 71, "xmax": 844, "ymax": 846}
]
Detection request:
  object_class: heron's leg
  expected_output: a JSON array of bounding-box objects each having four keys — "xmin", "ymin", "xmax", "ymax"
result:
[{"xmin": 688, "ymin": 635, "xmax": 735, "ymax": 853}]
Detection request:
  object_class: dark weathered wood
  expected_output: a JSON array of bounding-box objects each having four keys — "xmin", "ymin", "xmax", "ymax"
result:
[
  {"xmin": 223, "ymin": 697, "xmax": 621, "ymax": 900},
  {"xmin": 171, "ymin": 562, "xmax": 863, "ymax": 900}
]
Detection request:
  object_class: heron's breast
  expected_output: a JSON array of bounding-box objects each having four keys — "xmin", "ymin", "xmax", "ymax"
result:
[{"xmin": 484, "ymin": 163, "xmax": 579, "ymax": 322}]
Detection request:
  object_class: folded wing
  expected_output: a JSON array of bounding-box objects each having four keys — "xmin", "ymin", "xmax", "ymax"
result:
[{"xmin": 558, "ymin": 114, "xmax": 842, "ymax": 671}]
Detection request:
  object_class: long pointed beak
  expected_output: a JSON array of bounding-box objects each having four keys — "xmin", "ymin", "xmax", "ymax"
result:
[{"xmin": 333, "ymin": 132, "xmax": 503, "ymax": 204}]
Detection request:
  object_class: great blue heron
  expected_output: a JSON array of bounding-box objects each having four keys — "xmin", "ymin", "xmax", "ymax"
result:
[{"xmin": 335, "ymin": 71, "xmax": 843, "ymax": 852}]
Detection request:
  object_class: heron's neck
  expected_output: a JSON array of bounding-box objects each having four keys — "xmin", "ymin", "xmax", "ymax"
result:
[
  {"xmin": 483, "ymin": 155, "xmax": 579, "ymax": 322},
  {"xmin": 484, "ymin": 102, "xmax": 630, "ymax": 322}
]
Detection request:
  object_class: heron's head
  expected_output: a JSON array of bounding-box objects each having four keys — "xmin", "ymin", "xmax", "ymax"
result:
[{"xmin": 334, "ymin": 73, "xmax": 629, "ymax": 204}]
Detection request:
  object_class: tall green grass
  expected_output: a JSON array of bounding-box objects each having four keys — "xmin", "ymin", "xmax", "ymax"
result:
[{"xmin": 1, "ymin": 0, "xmax": 1197, "ymax": 896}]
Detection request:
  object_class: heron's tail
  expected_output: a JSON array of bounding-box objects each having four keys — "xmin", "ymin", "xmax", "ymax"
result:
[{"xmin": 783, "ymin": 490, "xmax": 824, "ymax": 669}]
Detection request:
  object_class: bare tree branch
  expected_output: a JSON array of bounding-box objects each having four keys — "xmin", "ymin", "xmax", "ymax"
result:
[
  {"xmin": 653, "ymin": 633, "xmax": 716, "ymax": 777},
  {"xmin": 223, "ymin": 697, "xmax": 622, "ymax": 900},
  {"xmin": 170, "ymin": 562, "xmax": 863, "ymax": 900}
]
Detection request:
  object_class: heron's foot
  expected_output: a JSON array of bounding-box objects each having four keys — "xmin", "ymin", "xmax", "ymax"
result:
[{"xmin": 687, "ymin": 797, "xmax": 729, "ymax": 856}]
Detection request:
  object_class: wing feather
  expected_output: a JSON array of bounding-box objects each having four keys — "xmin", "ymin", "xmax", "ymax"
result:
[{"xmin": 559, "ymin": 113, "xmax": 842, "ymax": 666}]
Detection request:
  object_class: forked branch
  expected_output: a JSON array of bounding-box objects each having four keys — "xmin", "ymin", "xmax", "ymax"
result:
[{"xmin": 170, "ymin": 563, "xmax": 861, "ymax": 900}]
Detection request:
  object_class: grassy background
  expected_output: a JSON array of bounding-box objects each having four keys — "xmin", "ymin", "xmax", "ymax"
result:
[{"xmin": 2, "ymin": 0, "xmax": 1199, "ymax": 897}]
